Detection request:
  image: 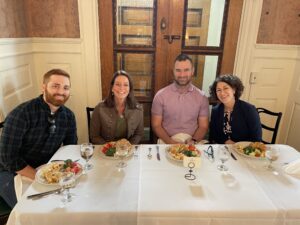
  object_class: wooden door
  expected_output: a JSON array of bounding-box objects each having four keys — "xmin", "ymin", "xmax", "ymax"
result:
[{"xmin": 98, "ymin": 0, "xmax": 243, "ymax": 143}]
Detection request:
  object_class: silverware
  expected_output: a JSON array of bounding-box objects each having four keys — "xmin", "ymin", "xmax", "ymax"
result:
[
  {"xmin": 134, "ymin": 145, "xmax": 139, "ymax": 158},
  {"xmin": 224, "ymin": 145, "xmax": 237, "ymax": 160},
  {"xmin": 27, "ymin": 188, "xmax": 63, "ymax": 199},
  {"xmin": 156, "ymin": 146, "xmax": 160, "ymax": 161},
  {"xmin": 50, "ymin": 159, "xmax": 80, "ymax": 163},
  {"xmin": 204, "ymin": 145, "xmax": 215, "ymax": 163},
  {"xmin": 147, "ymin": 148, "xmax": 152, "ymax": 160}
]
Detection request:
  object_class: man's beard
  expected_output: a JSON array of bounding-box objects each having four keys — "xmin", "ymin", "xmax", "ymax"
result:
[
  {"xmin": 174, "ymin": 78, "xmax": 191, "ymax": 86},
  {"xmin": 44, "ymin": 90, "xmax": 70, "ymax": 107}
]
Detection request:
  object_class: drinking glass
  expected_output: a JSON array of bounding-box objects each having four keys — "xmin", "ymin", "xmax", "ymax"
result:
[
  {"xmin": 59, "ymin": 172, "xmax": 75, "ymax": 203},
  {"xmin": 115, "ymin": 144, "xmax": 129, "ymax": 168},
  {"xmin": 217, "ymin": 146, "xmax": 229, "ymax": 171},
  {"xmin": 265, "ymin": 146, "xmax": 279, "ymax": 170},
  {"xmin": 80, "ymin": 143, "xmax": 94, "ymax": 172}
]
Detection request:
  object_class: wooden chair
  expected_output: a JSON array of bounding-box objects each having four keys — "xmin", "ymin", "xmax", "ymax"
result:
[
  {"xmin": 86, "ymin": 107, "xmax": 94, "ymax": 143},
  {"xmin": 257, "ymin": 107, "xmax": 282, "ymax": 144},
  {"xmin": 0, "ymin": 122, "xmax": 4, "ymax": 135}
]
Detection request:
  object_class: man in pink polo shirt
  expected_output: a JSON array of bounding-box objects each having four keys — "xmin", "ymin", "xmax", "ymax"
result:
[{"xmin": 151, "ymin": 54, "xmax": 209, "ymax": 144}]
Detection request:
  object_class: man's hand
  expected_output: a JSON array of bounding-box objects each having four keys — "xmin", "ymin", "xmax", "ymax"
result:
[{"xmin": 17, "ymin": 165, "xmax": 36, "ymax": 180}]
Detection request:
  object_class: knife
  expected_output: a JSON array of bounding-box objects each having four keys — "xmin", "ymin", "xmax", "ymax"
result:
[
  {"xmin": 27, "ymin": 188, "xmax": 63, "ymax": 199},
  {"xmin": 156, "ymin": 146, "xmax": 161, "ymax": 161},
  {"xmin": 225, "ymin": 145, "xmax": 237, "ymax": 160}
]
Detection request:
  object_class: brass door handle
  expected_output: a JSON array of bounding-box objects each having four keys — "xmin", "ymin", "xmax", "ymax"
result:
[{"xmin": 163, "ymin": 35, "xmax": 181, "ymax": 44}]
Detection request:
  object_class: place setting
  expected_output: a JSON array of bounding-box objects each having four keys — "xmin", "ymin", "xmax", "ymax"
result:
[
  {"xmin": 27, "ymin": 142, "xmax": 96, "ymax": 203},
  {"xmin": 27, "ymin": 158, "xmax": 84, "ymax": 205},
  {"xmin": 164, "ymin": 144, "xmax": 202, "ymax": 179},
  {"xmin": 99, "ymin": 139, "xmax": 134, "ymax": 169}
]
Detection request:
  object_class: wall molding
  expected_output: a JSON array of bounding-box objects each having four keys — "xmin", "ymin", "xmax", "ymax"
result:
[
  {"xmin": 253, "ymin": 44, "xmax": 300, "ymax": 60},
  {"xmin": 234, "ymin": 0, "xmax": 263, "ymax": 100}
]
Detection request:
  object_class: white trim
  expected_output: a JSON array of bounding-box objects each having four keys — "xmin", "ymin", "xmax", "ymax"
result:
[
  {"xmin": 254, "ymin": 44, "xmax": 300, "ymax": 50},
  {"xmin": 234, "ymin": 0, "xmax": 263, "ymax": 100},
  {"xmin": 31, "ymin": 38, "xmax": 82, "ymax": 44},
  {"xmin": 78, "ymin": 0, "xmax": 101, "ymax": 106},
  {"xmin": 0, "ymin": 38, "xmax": 32, "ymax": 45}
]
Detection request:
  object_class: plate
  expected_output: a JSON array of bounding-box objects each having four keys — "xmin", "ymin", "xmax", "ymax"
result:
[
  {"xmin": 233, "ymin": 142, "xmax": 266, "ymax": 159},
  {"xmin": 99, "ymin": 146, "xmax": 134, "ymax": 160},
  {"xmin": 165, "ymin": 144, "xmax": 201, "ymax": 162},
  {"xmin": 35, "ymin": 161, "xmax": 83, "ymax": 186}
]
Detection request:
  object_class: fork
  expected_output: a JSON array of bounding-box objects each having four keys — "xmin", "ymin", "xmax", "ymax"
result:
[{"xmin": 147, "ymin": 147, "xmax": 152, "ymax": 160}]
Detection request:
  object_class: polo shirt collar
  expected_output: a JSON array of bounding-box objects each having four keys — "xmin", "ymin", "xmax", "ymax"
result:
[{"xmin": 171, "ymin": 82, "xmax": 194, "ymax": 93}]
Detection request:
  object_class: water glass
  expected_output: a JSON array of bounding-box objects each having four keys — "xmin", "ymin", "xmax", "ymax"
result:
[
  {"xmin": 217, "ymin": 146, "xmax": 229, "ymax": 171},
  {"xmin": 80, "ymin": 143, "xmax": 94, "ymax": 172},
  {"xmin": 115, "ymin": 144, "xmax": 129, "ymax": 168},
  {"xmin": 265, "ymin": 146, "xmax": 279, "ymax": 170},
  {"xmin": 59, "ymin": 172, "xmax": 75, "ymax": 203}
]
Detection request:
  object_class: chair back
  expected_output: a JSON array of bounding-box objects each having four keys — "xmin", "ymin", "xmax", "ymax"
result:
[
  {"xmin": 0, "ymin": 196, "xmax": 11, "ymax": 225},
  {"xmin": 0, "ymin": 121, "xmax": 4, "ymax": 136},
  {"xmin": 86, "ymin": 107, "xmax": 94, "ymax": 142},
  {"xmin": 257, "ymin": 107, "xmax": 282, "ymax": 144}
]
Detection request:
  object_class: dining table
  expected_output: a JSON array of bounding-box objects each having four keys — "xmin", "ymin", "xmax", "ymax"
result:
[{"xmin": 6, "ymin": 144, "xmax": 300, "ymax": 225}]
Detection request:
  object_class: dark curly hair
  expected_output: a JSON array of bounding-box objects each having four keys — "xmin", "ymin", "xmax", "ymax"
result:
[
  {"xmin": 104, "ymin": 70, "xmax": 138, "ymax": 109},
  {"xmin": 209, "ymin": 74, "xmax": 244, "ymax": 101}
]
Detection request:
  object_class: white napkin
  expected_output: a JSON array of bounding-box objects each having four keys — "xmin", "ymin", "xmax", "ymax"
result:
[
  {"xmin": 157, "ymin": 133, "xmax": 208, "ymax": 144},
  {"xmin": 284, "ymin": 158, "xmax": 300, "ymax": 178},
  {"xmin": 14, "ymin": 174, "xmax": 33, "ymax": 201}
]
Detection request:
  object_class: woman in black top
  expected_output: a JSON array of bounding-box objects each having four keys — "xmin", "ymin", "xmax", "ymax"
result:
[{"xmin": 209, "ymin": 74, "xmax": 262, "ymax": 144}]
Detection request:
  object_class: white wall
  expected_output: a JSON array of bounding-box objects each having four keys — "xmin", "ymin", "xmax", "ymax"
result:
[
  {"xmin": 0, "ymin": 0, "xmax": 101, "ymax": 143},
  {"xmin": 0, "ymin": 39, "xmax": 38, "ymax": 118}
]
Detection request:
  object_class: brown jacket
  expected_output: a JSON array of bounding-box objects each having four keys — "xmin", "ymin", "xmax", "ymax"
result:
[{"xmin": 90, "ymin": 102, "xmax": 144, "ymax": 144}]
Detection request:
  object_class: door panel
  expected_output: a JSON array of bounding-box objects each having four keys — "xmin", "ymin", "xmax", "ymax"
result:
[{"xmin": 248, "ymin": 58, "xmax": 294, "ymax": 143}]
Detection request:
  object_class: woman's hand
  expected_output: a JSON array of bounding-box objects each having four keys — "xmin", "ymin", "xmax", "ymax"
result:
[{"xmin": 225, "ymin": 139, "xmax": 235, "ymax": 144}]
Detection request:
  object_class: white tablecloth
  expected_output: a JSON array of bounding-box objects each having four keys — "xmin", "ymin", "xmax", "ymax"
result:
[{"xmin": 7, "ymin": 144, "xmax": 300, "ymax": 225}]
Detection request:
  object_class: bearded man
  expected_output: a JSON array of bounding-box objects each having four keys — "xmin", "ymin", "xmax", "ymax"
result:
[
  {"xmin": 151, "ymin": 54, "xmax": 209, "ymax": 144},
  {"xmin": 0, "ymin": 69, "xmax": 77, "ymax": 208}
]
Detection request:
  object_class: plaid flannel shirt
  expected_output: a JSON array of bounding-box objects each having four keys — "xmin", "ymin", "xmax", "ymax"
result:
[{"xmin": 0, "ymin": 95, "xmax": 77, "ymax": 172}]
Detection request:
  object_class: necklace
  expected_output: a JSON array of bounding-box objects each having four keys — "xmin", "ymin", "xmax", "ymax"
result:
[{"xmin": 116, "ymin": 104, "xmax": 125, "ymax": 117}]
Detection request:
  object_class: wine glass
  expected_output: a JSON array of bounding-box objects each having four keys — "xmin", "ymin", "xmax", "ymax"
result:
[
  {"xmin": 59, "ymin": 172, "xmax": 75, "ymax": 203},
  {"xmin": 217, "ymin": 146, "xmax": 229, "ymax": 171},
  {"xmin": 115, "ymin": 144, "xmax": 129, "ymax": 168},
  {"xmin": 80, "ymin": 143, "xmax": 94, "ymax": 173},
  {"xmin": 265, "ymin": 146, "xmax": 279, "ymax": 170}
]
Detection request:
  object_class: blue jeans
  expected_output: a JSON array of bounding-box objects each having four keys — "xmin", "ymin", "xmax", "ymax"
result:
[{"xmin": 0, "ymin": 171, "xmax": 17, "ymax": 208}]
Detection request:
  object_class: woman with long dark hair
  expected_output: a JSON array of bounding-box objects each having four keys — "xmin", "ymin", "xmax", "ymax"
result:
[{"xmin": 90, "ymin": 70, "xmax": 144, "ymax": 144}]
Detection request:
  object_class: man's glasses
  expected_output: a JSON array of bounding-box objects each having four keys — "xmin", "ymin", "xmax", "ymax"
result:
[
  {"xmin": 48, "ymin": 115, "xmax": 56, "ymax": 134},
  {"xmin": 204, "ymin": 145, "xmax": 214, "ymax": 162}
]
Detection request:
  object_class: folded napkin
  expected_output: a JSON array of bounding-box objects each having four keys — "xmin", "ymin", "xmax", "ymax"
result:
[
  {"xmin": 157, "ymin": 133, "xmax": 208, "ymax": 144},
  {"xmin": 284, "ymin": 158, "xmax": 300, "ymax": 178},
  {"xmin": 14, "ymin": 174, "xmax": 33, "ymax": 201}
]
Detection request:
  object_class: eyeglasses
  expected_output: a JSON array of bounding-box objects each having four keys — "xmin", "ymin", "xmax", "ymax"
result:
[
  {"xmin": 48, "ymin": 115, "xmax": 56, "ymax": 134},
  {"xmin": 204, "ymin": 145, "xmax": 214, "ymax": 162}
]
